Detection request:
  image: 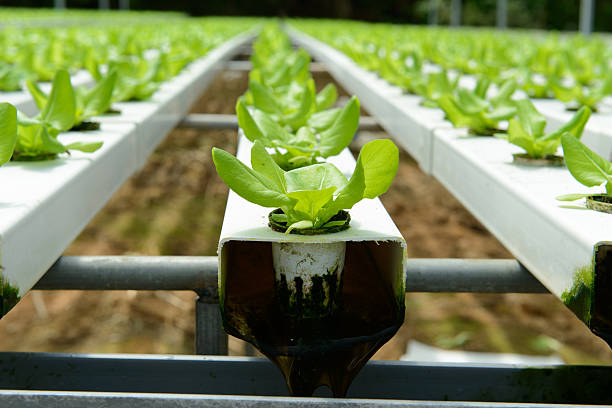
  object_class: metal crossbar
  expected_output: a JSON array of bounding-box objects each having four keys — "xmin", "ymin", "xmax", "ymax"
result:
[
  {"xmin": 32, "ymin": 256, "xmax": 547, "ymax": 356},
  {"xmin": 177, "ymin": 113, "xmax": 381, "ymax": 131},
  {"xmin": 0, "ymin": 353, "xmax": 609, "ymax": 406}
]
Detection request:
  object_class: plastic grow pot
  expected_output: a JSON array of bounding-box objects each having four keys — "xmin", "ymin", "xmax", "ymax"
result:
[
  {"xmin": 512, "ymin": 153, "xmax": 565, "ymax": 167},
  {"xmin": 586, "ymin": 195, "xmax": 612, "ymax": 214}
]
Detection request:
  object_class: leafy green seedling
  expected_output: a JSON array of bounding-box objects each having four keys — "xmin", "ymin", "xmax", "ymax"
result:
[
  {"xmin": 438, "ymin": 80, "xmax": 517, "ymax": 136},
  {"xmin": 245, "ymin": 78, "xmax": 317, "ymax": 131},
  {"xmin": 557, "ymin": 133, "xmax": 612, "ymax": 201},
  {"xmin": 212, "ymin": 138, "xmax": 398, "ymax": 232},
  {"xmin": 13, "ymin": 110, "xmax": 103, "ymax": 161},
  {"xmin": 496, "ymin": 100, "xmax": 591, "ymax": 159},
  {"xmin": 414, "ymin": 70, "xmax": 458, "ymax": 108},
  {"xmin": 551, "ymin": 76, "xmax": 612, "ymax": 112},
  {"xmin": 91, "ymin": 57, "xmax": 161, "ymax": 102},
  {"xmin": 237, "ymin": 96, "xmax": 360, "ymax": 170},
  {"xmin": 0, "ymin": 103, "xmax": 18, "ymax": 165},
  {"xmin": 0, "ymin": 64, "xmax": 28, "ymax": 92},
  {"xmin": 28, "ymin": 70, "xmax": 117, "ymax": 130}
]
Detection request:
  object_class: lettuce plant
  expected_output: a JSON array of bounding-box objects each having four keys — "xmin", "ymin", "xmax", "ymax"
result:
[
  {"xmin": 496, "ymin": 100, "xmax": 591, "ymax": 159},
  {"xmin": 89, "ymin": 57, "xmax": 161, "ymax": 102},
  {"xmin": 438, "ymin": 80, "xmax": 517, "ymax": 136},
  {"xmin": 11, "ymin": 71, "xmax": 102, "ymax": 160},
  {"xmin": 212, "ymin": 138, "xmax": 398, "ymax": 233},
  {"xmin": 551, "ymin": 76, "xmax": 612, "ymax": 112},
  {"xmin": 27, "ymin": 69, "xmax": 117, "ymax": 130},
  {"xmin": 557, "ymin": 133, "xmax": 612, "ymax": 202},
  {"xmin": 237, "ymin": 96, "xmax": 359, "ymax": 170},
  {"xmin": 413, "ymin": 70, "xmax": 458, "ymax": 108}
]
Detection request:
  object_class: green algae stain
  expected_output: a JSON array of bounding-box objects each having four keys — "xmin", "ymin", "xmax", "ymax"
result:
[
  {"xmin": 561, "ymin": 262, "xmax": 594, "ymax": 326},
  {"xmin": 1, "ymin": 275, "xmax": 20, "ymax": 317}
]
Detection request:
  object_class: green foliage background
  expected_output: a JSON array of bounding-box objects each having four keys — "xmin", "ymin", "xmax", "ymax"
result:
[{"xmin": 2, "ymin": 0, "xmax": 612, "ymax": 31}]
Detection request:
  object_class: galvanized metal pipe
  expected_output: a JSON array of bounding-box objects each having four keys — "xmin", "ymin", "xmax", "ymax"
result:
[
  {"xmin": 0, "ymin": 353, "xmax": 609, "ymax": 404},
  {"xmin": 35, "ymin": 256, "xmax": 218, "ymax": 294},
  {"xmin": 496, "ymin": 0, "xmax": 508, "ymax": 29},
  {"xmin": 428, "ymin": 0, "xmax": 439, "ymax": 25},
  {"xmin": 35, "ymin": 256, "xmax": 547, "ymax": 295},
  {"xmin": 450, "ymin": 0, "xmax": 462, "ymax": 27},
  {"xmin": 405, "ymin": 259, "xmax": 548, "ymax": 293},
  {"xmin": 196, "ymin": 298, "xmax": 228, "ymax": 355},
  {"xmin": 178, "ymin": 113, "xmax": 381, "ymax": 131},
  {"xmin": 579, "ymin": 0, "xmax": 595, "ymax": 35}
]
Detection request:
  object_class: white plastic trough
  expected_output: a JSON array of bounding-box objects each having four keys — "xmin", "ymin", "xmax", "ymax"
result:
[
  {"xmin": 287, "ymin": 28, "xmax": 612, "ymax": 342},
  {"xmin": 432, "ymin": 127, "xmax": 611, "ymax": 337},
  {"xmin": 0, "ymin": 29, "xmax": 255, "ymax": 317}
]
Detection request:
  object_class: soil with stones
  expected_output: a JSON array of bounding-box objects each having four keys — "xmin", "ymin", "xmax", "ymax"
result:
[{"xmin": 0, "ymin": 69, "xmax": 610, "ymax": 365}]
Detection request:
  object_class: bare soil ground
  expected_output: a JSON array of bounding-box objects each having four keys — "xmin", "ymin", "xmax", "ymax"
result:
[{"xmin": 0, "ymin": 69, "xmax": 610, "ymax": 364}]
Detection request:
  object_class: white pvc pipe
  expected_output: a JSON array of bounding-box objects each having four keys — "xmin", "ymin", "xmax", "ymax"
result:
[{"xmin": 272, "ymin": 241, "xmax": 346, "ymax": 315}]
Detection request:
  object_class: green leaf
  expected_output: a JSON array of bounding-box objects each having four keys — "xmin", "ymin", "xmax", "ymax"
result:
[
  {"xmin": 282, "ymin": 78, "xmax": 316, "ymax": 130},
  {"xmin": 556, "ymin": 193, "xmax": 592, "ymax": 201},
  {"xmin": 284, "ymin": 163, "xmax": 348, "ymax": 193},
  {"xmin": 40, "ymin": 69, "xmax": 76, "ymax": 132},
  {"xmin": 438, "ymin": 95, "xmax": 473, "ymax": 128},
  {"xmin": 80, "ymin": 70, "xmax": 118, "ymax": 120},
  {"xmin": 65, "ymin": 141, "xmax": 103, "ymax": 153},
  {"xmin": 485, "ymin": 105, "xmax": 516, "ymax": 122},
  {"xmin": 308, "ymin": 107, "xmax": 341, "ymax": 131},
  {"xmin": 322, "ymin": 220, "xmax": 347, "ymax": 228},
  {"xmin": 237, "ymin": 100, "xmax": 291, "ymax": 144},
  {"xmin": 456, "ymin": 88, "xmax": 489, "ymax": 115},
  {"xmin": 516, "ymin": 99, "xmax": 546, "ymax": 137},
  {"xmin": 285, "ymin": 220, "xmax": 314, "ymax": 234},
  {"xmin": 249, "ymin": 80, "xmax": 282, "ymax": 114},
  {"xmin": 357, "ymin": 138, "xmax": 399, "ymax": 198},
  {"xmin": 0, "ymin": 103, "xmax": 17, "ymax": 164},
  {"xmin": 25, "ymin": 79, "xmax": 48, "ymax": 111},
  {"xmin": 545, "ymin": 106, "xmax": 591, "ymax": 141},
  {"xmin": 315, "ymin": 83, "xmax": 338, "ymax": 111},
  {"xmin": 561, "ymin": 133, "xmax": 612, "ymax": 192},
  {"xmin": 212, "ymin": 147, "xmax": 294, "ymax": 208},
  {"xmin": 318, "ymin": 96, "xmax": 360, "ymax": 157},
  {"xmin": 251, "ymin": 140, "xmax": 286, "ymax": 193},
  {"xmin": 287, "ymin": 187, "xmax": 336, "ymax": 221}
]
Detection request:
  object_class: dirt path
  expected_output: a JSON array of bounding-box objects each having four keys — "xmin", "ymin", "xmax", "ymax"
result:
[{"xmin": 0, "ymin": 69, "xmax": 610, "ymax": 364}]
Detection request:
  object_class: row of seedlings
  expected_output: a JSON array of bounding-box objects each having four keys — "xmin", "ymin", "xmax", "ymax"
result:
[{"xmin": 211, "ymin": 24, "xmax": 408, "ymax": 397}]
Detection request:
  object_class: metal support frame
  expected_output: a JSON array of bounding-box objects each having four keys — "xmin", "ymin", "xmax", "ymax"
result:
[
  {"xmin": 36, "ymin": 256, "xmax": 545, "ymax": 296},
  {"xmin": 226, "ymin": 60, "xmax": 327, "ymax": 73},
  {"xmin": 579, "ymin": 0, "xmax": 595, "ymax": 35},
  {"xmin": 177, "ymin": 113, "xmax": 382, "ymax": 131},
  {"xmin": 31, "ymin": 256, "xmax": 546, "ymax": 357},
  {"xmin": 54, "ymin": 0, "xmax": 66, "ymax": 9},
  {"xmin": 0, "ymin": 353, "xmax": 610, "ymax": 406},
  {"xmin": 496, "ymin": 0, "xmax": 508, "ymax": 29},
  {"xmin": 450, "ymin": 0, "xmax": 462, "ymax": 27},
  {"xmin": 118, "ymin": 0, "xmax": 129, "ymax": 11},
  {"xmin": 428, "ymin": 0, "xmax": 439, "ymax": 25},
  {"xmin": 98, "ymin": 0, "xmax": 110, "ymax": 9}
]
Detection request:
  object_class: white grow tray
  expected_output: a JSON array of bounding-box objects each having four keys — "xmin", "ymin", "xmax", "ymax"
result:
[
  {"xmin": 0, "ymin": 30, "xmax": 255, "ymax": 317},
  {"xmin": 432, "ymin": 127, "xmax": 612, "ymax": 335}
]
